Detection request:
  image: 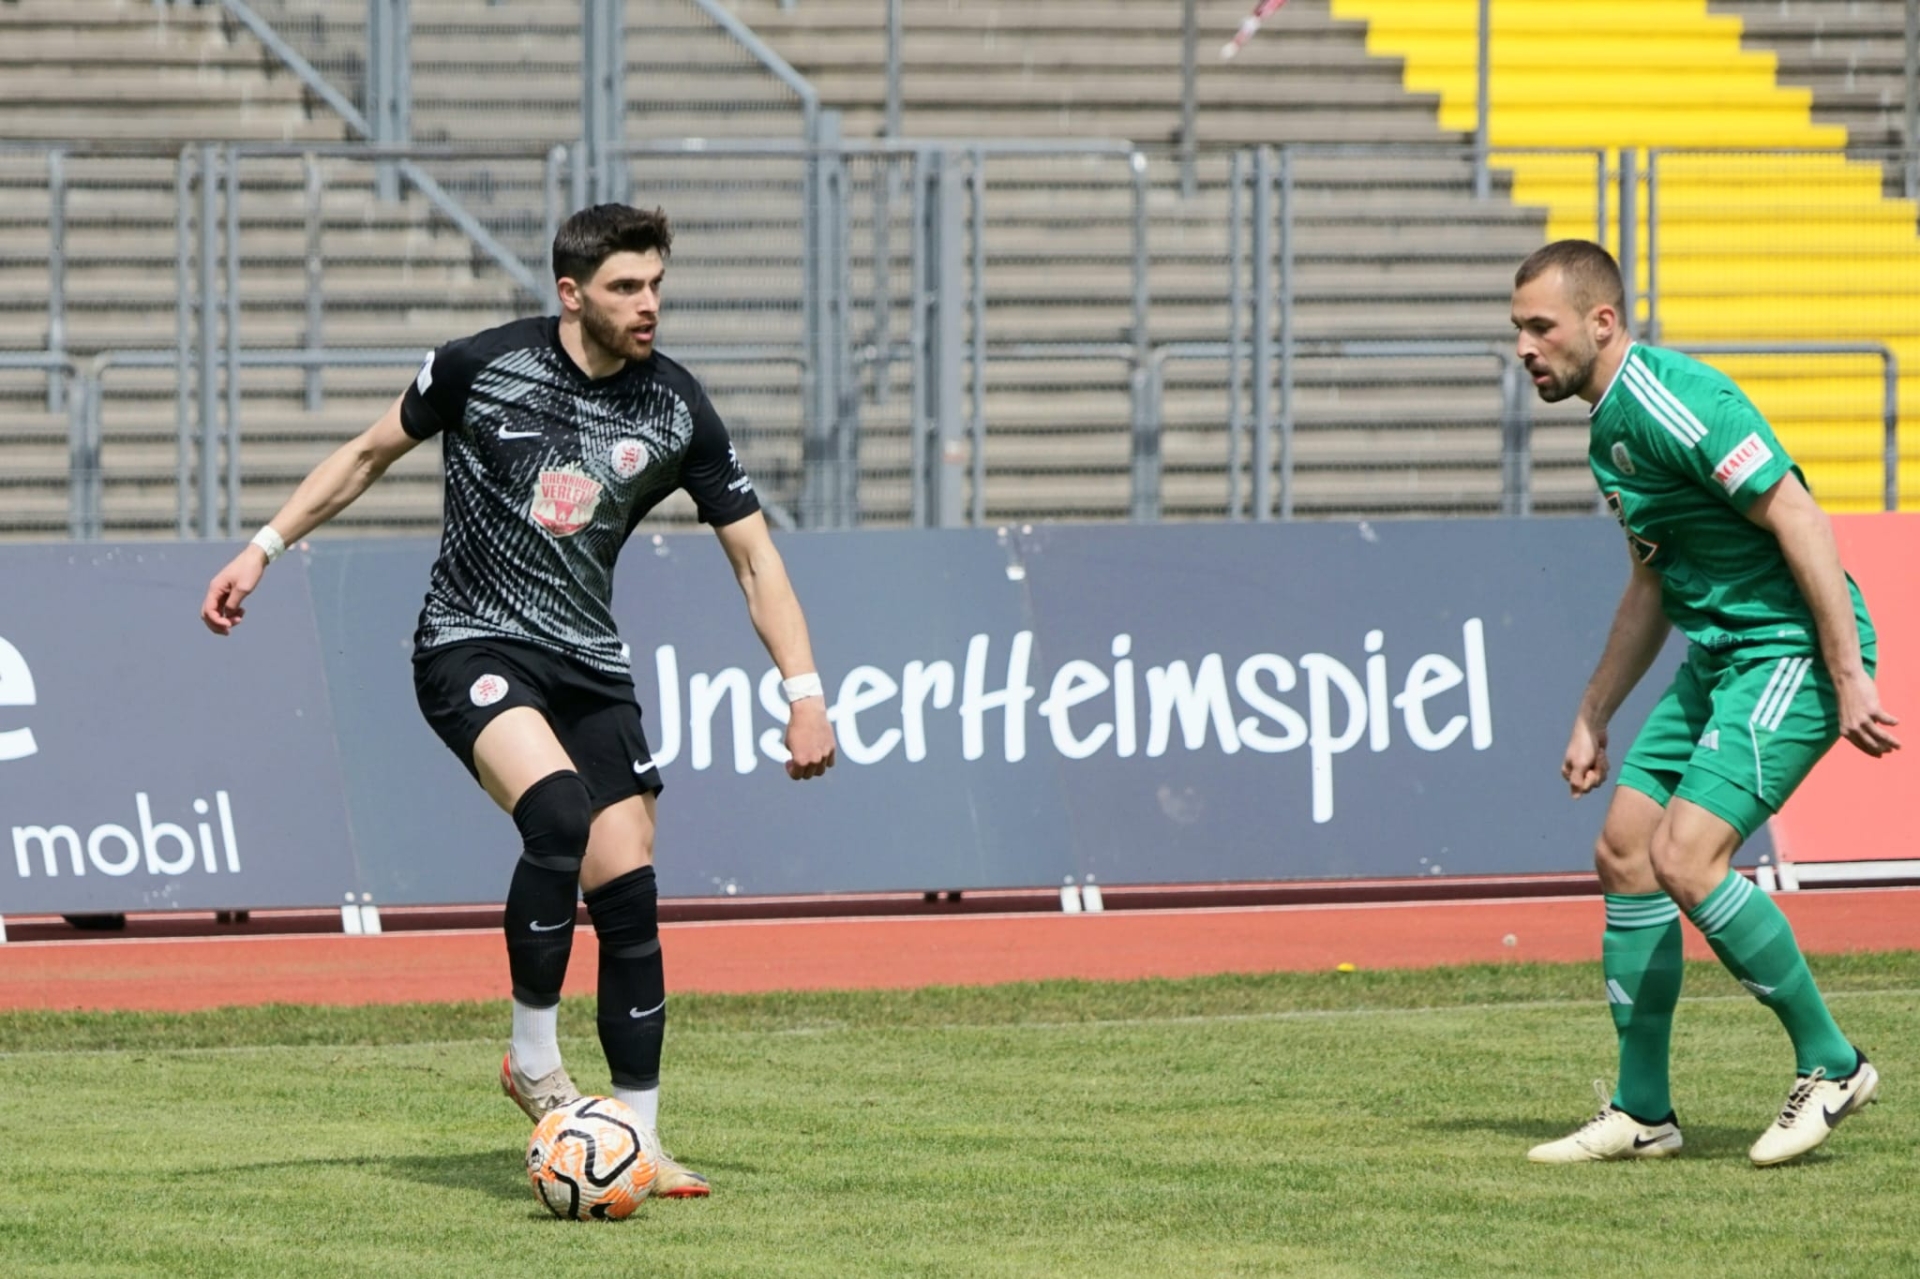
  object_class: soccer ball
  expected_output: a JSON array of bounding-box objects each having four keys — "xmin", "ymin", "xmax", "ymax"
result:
[{"xmin": 526, "ymin": 1096, "xmax": 660, "ymax": 1220}]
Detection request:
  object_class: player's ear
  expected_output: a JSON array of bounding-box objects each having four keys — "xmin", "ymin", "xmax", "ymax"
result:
[
  {"xmin": 555, "ymin": 276, "xmax": 583, "ymax": 315},
  {"xmin": 1591, "ymin": 300, "xmax": 1622, "ymax": 344}
]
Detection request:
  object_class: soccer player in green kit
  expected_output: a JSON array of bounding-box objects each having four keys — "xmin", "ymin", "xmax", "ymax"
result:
[{"xmin": 1510, "ymin": 240, "xmax": 1902, "ymax": 1167}]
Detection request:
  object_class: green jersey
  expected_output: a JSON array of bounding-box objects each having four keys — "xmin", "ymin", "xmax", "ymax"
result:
[{"xmin": 1587, "ymin": 344, "xmax": 1874, "ymax": 658}]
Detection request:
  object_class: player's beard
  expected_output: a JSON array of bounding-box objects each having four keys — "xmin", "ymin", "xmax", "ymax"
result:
[
  {"xmin": 579, "ymin": 296, "xmax": 654, "ymax": 364},
  {"xmin": 1536, "ymin": 330, "xmax": 1599, "ymax": 404}
]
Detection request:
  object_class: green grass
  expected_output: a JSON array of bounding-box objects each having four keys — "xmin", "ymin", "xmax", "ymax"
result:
[{"xmin": 4, "ymin": 954, "xmax": 1919, "ymax": 1278}]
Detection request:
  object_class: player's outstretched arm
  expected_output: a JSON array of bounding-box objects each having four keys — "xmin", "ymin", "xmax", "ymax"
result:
[
  {"xmin": 1746, "ymin": 474, "xmax": 1901, "ymax": 757},
  {"xmin": 712, "ymin": 511, "xmax": 838, "ymax": 780},
  {"xmin": 200, "ymin": 393, "xmax": 420, "ymax": 636},
  {"xmin": 1564, "ymin": 556, "xmax": 1670, "ymax": 797}
]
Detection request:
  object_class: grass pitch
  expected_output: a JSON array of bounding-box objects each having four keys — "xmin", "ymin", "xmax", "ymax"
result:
[{"xmin": 3, "ymin": 953, "xmax": 1918, "ymax": 1278}]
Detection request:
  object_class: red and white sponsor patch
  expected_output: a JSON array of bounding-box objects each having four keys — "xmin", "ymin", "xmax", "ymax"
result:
[
  {"xmin": 529, "ymin": 466, "xmax": 603, "ymax": 536},
  {"xmin": 1712, "ymin": 432, "xmax": 1774, "ymax": 495},
  {"xmin": 610, "ymin": 438, "xmax": 649, "ymax": 479},
  {"xmin": 469, "ymin": 673, "xmax": 509, "ymax": 707}
]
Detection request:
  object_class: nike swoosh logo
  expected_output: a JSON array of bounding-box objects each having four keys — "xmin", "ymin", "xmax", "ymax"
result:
[
  {"xmin": 497, "ymin": 427, "xmax": 541, "ymax": 440},
  {"xmin": 633, "ymin": 760, "xmax": 651, "ymax": 774},
  {"xmin": 1632, "ymin": 1134, "xmax": 1667, "ymax": 1149},
  {"xmin": 629, "ymin": 998, "xmax": 666, "ymax": 1019},
  {"xmin": 1823, "ymin": 1103, "xmax": 1853, "ymax": 1127},
  {"xmin": 528, "ymin": 919, "xmax": 569, "ymax": 932}
]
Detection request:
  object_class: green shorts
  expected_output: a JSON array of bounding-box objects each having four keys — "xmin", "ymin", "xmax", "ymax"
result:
[{"xmin": 1618, "ymin": 646, "xmax": 1873, "ymax": 841}]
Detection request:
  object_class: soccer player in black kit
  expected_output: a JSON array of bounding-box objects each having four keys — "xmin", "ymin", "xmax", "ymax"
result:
[{"xmin": 200, "ymin": 205, "xmax": 838, "ymax": 1198}]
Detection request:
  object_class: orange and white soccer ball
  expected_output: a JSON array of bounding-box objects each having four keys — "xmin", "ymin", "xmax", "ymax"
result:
[{"xmin": 526, "ymin": 1096, "xmax": 660, "ymax": 1220}]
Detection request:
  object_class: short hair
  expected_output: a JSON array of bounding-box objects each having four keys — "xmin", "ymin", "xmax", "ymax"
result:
[
  {"xmin": 552, "ymin": 205, "xmax": 673, "ymax": 284},
  {"xmin": 1514, "ymin": 240, "xmax": 1625, "ymax": 316}
]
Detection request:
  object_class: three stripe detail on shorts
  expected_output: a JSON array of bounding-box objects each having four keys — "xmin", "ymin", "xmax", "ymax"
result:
[
  {"xmin": 1621, "ymin": 357, "xmax": 1707, "ymax": 449},
  {"xmin": 1749, "ymin": 657, "xmax": 1812, "ymax": 734}
]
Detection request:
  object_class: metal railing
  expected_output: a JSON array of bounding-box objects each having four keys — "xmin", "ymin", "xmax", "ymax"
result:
[
  {"xmin": 7, "ymin": 135, "xmax": 1909, "ymax": 536},
  {"xmin": 0, "ymin": 352, "xmax": 89, "ymax": 538},
  {"xmin": 1145, "ymin": 339, "xmax": 1534, "ymax": 522},
  {"xmin": 10, "ymin": 330, "xmax": 1899, "ymax": 542}
]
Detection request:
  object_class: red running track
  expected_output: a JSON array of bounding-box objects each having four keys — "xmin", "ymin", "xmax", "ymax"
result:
[{"xmin": 3, "ymin": 888, "xmax": 1917, "ymax": 1013}]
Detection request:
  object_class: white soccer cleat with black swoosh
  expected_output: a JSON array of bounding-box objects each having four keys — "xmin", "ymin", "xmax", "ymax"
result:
[
  {"xmin": 1528, "ymin": 1080, "xmax": 1683, "ymax": 1163},
  {"xmin": 1749, "ymin": 1051, "xmax": 1880, "ymax": 1167}
]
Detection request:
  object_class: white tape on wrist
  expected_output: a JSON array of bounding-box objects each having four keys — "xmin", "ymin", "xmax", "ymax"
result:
[
  {"xmin": 250, "ymin": 526, "xmax": 287, "ymax": 565},
  {"xmin": 781, "ymin": 672, "xmax": 825, "ymax": 704}
]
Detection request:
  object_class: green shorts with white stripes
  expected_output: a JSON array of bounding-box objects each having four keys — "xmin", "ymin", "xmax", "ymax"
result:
[{"xmin": 1617, "ymin": 644, "xmax": 1873, "ymax": 841}]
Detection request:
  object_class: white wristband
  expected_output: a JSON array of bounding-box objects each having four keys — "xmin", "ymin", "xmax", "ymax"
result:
[
  {"xmin": 250, "ymin": 526, "xmax": 287, "ymax": 565},
  {"xmin": 781, "ymin": 672, "xmax": 825, "ymax": 704}
]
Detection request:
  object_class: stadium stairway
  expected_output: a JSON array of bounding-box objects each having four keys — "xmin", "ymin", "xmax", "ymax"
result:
[{"xmin": 1332, "ymin": 0, "xmax": 1920, "ymax": 512}]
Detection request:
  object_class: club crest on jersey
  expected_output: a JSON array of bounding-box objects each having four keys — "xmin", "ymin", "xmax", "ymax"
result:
[
  {"xmin": 1610, "ymin": 441, "xmax": 1636, "ymax": 476},
  {"xmin": 610, "ymin": 438, "xmax": 650, "ymax": 479},
  {"xmin": 530, "ymin": 465, "xmax": 603, "ymax": 536},
  {"xmin": 470, "ymin": 673, "xmax": 509, "ymax": 707}
]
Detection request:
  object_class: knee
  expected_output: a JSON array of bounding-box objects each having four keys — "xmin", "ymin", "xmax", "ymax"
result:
[
  {"xmin": 512, "ymin": 770, "xmax": 593, "ymax": 872},
  {"xmin": 1647, "ymin": 825, "xmax": 1688, "ymax": 896},
  {"xmin": 1593, "ymin": 827, "xmax": 1641, "ymax": 881}
]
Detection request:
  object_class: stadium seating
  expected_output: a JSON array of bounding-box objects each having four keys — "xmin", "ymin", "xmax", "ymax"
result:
[
  {"xmin": 1334, "ymin": 0, "xmax": 1920, "ymax": 511},
  {"xmin": 4, "ymin": 0, "xmax": 1911, "ymax": 534},
  {"xmin": 0, "ymin": 0, "xmax": 1584, "ymax": 533}
]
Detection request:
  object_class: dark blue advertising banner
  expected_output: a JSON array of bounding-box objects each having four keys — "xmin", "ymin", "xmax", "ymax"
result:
[
  {"xmin": 0, "ymin": 544, "xmax": 361, "ymax": 914},
  {"xmin": 300, "ymin": 519, "xmax": 1753, "ymax": 905},
  {"xmin": 3, "ymin": 522, "xmax": 1758, "ymax": 915}
]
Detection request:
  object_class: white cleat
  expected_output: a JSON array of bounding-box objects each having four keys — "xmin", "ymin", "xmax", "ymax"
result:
[
  {"xmin": 499, "ymin": 1050, "xmax": 582, "ymax": 1124},
  {"xmin": 1528, "ymin": 1081, "xmax": 1683, "ymax": 1164},
  {"xmin": 647, "ymin": 1140, "xmax": 711, "ymax": 1199},
  {"xmin": 1749, "ymin": 1052, "xmax": 1880, "ymax": 1168}
]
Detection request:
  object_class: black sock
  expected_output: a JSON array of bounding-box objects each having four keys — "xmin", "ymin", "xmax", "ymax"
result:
[
  {"xmin": 502, "ymin": 771, "xmax": 591, "ymax": 1008},
  {"xmin": 584, "ymin": 865, "xmax": 665, "ymax": 1090}
]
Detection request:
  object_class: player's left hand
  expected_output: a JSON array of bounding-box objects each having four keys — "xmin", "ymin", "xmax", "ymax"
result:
[
  {"xmin": 1836, "ymin": 668, "xmax": 1901, "ymax": 758},
  {"xmin": 784, "ymin": 698, "xmax": 837, "ymax": 780}
]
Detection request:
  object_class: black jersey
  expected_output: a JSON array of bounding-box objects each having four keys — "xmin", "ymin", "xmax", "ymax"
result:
[{"xmin": 400, "ymin": 316, "xmax": 760, "ymax": 677}]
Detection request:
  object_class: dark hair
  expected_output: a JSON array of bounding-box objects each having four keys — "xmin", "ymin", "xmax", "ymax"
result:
[
  {"xmin": 552, "ymin": 204, "xmax": 673, "ymax": 284},
  {"xmin": 1514, "ymin": 239, "xmax": 1625, "ymax": 316}
]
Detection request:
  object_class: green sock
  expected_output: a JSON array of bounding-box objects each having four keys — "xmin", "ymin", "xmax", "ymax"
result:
[
  {"xmin": 1688, "ymin": 871, "xmax": 1857, "ymax": 1076},
  {"xmin": 1603, "ymin": 892, "xmax": 1683, "ymax": 1121}
]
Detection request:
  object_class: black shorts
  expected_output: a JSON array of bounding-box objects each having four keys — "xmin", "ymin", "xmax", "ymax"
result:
[{"xmin": 413, "ymin": 638, "xmax": 664, "ymax": 809}]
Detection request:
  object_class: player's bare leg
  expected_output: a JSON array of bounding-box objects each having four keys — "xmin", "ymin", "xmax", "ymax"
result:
[
  {"xmin": 581, "ymin": 795, "xmax": 709, "ymax": 1198},
  {"xmin": 475, "ymin": 708, "xmax": 587, "ymax": 1121},
  {"xmin": 1531, "ymin": 786, "xmax": 1686, "ymax": 1163},
  {"xmin": 1651, "ymin": 798, "xmax": 1874, "ymax": 1166}
]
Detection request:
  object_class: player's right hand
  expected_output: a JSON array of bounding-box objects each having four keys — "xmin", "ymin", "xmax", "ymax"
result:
[
  {"xmin": 1562, "ymin": 717, "xmax": 1610, "ymax": 798},
  {"xmin": 200, "ymin": 548, "xmax": 268, "ymax": 635}
]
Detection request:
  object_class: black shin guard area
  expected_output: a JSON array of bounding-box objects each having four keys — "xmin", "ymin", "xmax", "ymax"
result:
[
  {"xmin": 585, "ymin": 865, "xmax": 665, "ymax": 1091},
  {"xmin": 502, "ymin": 771, "xmax": 591, "ymax": 1008}
]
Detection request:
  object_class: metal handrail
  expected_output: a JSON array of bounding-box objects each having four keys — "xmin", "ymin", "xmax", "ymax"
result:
[
  {"xmin": 1145, "ymin": 340, "xmax": 1531, "ymax": 522},
  {"xmin": 213, "ymin": 2, "xmax": 545, "ymax": 301},
  {"xmin": 1676, "ymin": 342, "xmax": 1902, "ymax": 513},
  {"xmin": 688, "ymin": 0, "xmax": 820, "ymax": 114}
]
